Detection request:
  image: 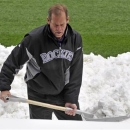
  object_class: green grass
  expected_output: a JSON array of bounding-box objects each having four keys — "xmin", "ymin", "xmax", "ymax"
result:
[{"xmin": 0, "ymin": 0, "xmax": 130, "ymax": 57}]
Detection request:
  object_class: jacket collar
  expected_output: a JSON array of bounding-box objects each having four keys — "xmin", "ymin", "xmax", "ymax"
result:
[{"xmin": 47, "ymin": 24, "xmax": 73, "ymax": 40}]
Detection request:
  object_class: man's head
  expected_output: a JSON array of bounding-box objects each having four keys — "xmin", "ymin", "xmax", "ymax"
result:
[{"xmin": 47, "ymin": 4, "xmax": 69, "ymax": 39}]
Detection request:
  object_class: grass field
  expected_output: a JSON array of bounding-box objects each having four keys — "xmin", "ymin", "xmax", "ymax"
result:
[{"xmin": 0, "ymin": 0, "xmax": 130, "ymax": 57}]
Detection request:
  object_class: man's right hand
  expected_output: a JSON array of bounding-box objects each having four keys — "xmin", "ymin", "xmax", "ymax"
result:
[{"xmin": 0, "ymin": 90, "xmax": 11, "ymax": 102}]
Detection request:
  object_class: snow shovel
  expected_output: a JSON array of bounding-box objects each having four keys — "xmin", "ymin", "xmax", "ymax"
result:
[{"xmin": 6, "ymin": 95, "xmax": 130, "ymax": 122}]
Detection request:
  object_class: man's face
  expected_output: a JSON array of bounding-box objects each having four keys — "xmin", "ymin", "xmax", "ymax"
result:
[{"xmin": 47, "ymin": 12, "xmax": 69, "ymax": 39}]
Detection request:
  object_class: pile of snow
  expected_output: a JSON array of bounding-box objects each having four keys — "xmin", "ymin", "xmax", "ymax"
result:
[{"xmin": 0, "ymin": 44, "xmax": 130, "ymax": 120}]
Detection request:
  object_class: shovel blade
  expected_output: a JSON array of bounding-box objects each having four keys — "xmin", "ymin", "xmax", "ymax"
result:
[{"xmin": 83, "ymin": 115, "xmax": 130, "ymax": 122}]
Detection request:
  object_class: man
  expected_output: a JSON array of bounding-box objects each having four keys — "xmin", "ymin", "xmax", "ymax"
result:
[{"xmin": 0, "ymin": 4, "xmax": 83, "ymax": 120}]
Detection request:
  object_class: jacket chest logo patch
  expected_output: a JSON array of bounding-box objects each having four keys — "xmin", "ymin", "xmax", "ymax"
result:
[{"xmin": 40, "ymin": 49, "xmax": 74, "ymax": 64}]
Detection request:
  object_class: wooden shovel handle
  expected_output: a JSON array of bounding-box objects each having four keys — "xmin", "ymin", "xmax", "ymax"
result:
[
  {"xmin": 27, "ymin": 99, "xmax": 67, "ymax": 112},
  {"xmin": 6, "ymin": 95, "xmax": 94, "ymax": 118}
]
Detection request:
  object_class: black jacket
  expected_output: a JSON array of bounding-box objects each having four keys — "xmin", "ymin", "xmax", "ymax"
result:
[{"xmin": 0, "ymin": 24, "xmax": 83, "ymax": 104}]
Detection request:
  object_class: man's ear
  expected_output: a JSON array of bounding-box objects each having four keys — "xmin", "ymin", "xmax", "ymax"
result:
[
  {"xmin": 47, "ymin": 17, "xmax": 50, "ymax": 24},
  {"xmin": 67, "ymin": 16, "xmax": 70, "ymax": 23}
]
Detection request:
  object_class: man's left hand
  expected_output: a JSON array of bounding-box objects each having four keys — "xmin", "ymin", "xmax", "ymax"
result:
[{"xmin": 65, "ymin": 103, "xmax": 77, "ymax": 116}]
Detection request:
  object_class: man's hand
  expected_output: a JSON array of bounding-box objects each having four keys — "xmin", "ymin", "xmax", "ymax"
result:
[
  {"xmin": 0, "ymin": 90, "xmax": 11, "ymax": 102},
  {"xmin": 65, "ymin": 103, "xmax": 77, "ymax": 116}
]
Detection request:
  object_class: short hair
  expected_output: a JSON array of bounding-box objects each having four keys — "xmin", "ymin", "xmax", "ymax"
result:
[{"xmin": 48, "ymin": 4, "xmax": 68, "ymax": 20}]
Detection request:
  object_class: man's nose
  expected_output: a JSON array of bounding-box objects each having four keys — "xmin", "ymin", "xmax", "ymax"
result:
[{"xmin": 56, "ymin": 26, "xmax": 62, "ymax": 31}]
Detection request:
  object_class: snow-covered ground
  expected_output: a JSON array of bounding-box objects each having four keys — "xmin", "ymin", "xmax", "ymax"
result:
[{"xmin": 0, "ymin": 44, "xmax": 130, "ymax": 129}]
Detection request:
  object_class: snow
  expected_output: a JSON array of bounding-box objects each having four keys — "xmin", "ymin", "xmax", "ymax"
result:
[{"xmin": 0, "ymin": 44, "xmax": 130, "ymax": 129}]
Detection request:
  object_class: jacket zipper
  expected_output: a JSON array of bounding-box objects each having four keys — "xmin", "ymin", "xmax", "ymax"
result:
[{"xmin": 59, "ymin": 43, "xmax": 61, "ymax": 58}]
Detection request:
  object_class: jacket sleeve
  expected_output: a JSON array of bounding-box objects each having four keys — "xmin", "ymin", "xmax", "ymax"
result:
[
  {"xmin": 63, "ymin": 33, "xmax": 83, "ymax": 104},
  {"xmin": 0, "ymin": 35, "xmax": 31, "ymax": 91}
]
